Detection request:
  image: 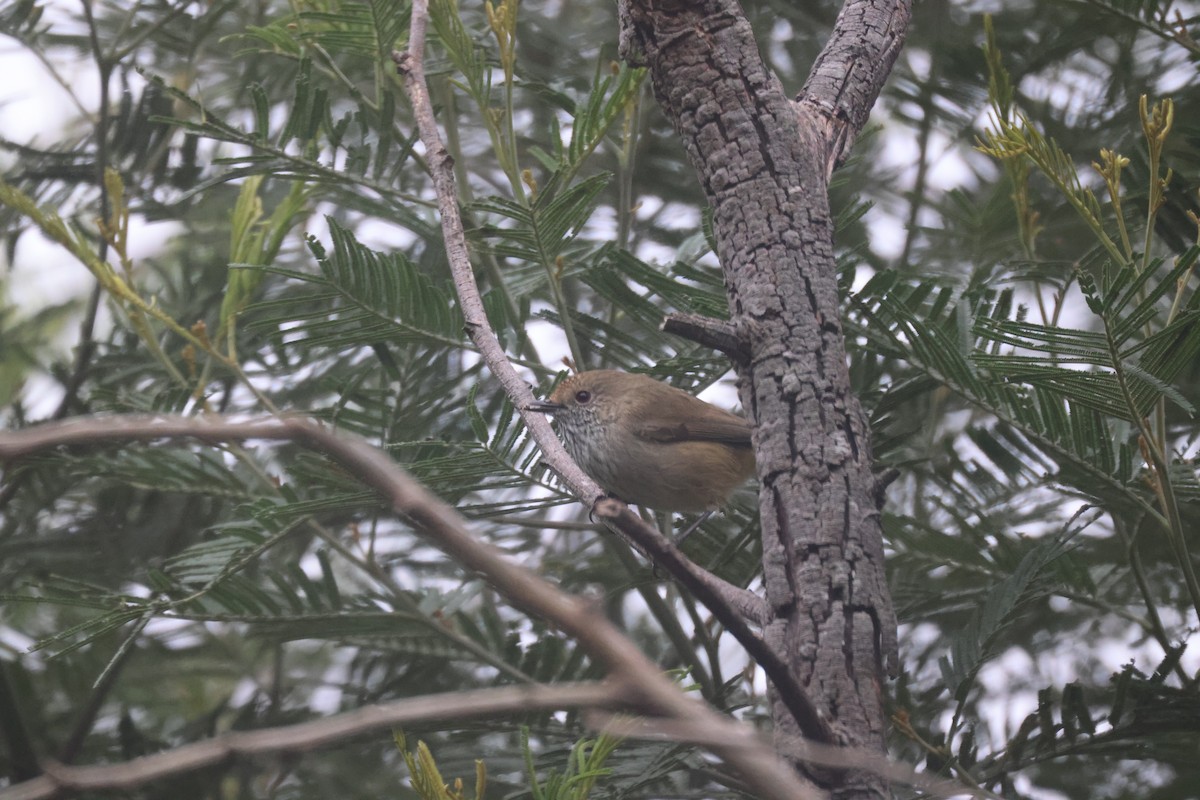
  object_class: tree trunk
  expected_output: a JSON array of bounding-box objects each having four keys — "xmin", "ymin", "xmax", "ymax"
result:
[{"xmin": 619, "ymin": 1, "xmax": 910, "ymax": 796}]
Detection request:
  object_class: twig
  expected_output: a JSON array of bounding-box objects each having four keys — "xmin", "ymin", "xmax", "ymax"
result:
[
  {"xmin": 52, "ymin": 3, "xmax": 120, "ymax": 762},
  {"xmin": 661, "ymin": 313, "xmax": 748, "ymax": 362},
  {"xmin": 591, "ymin": 500, "xmax": 832, "ymax": 743},
  {"xmin": 0, "ymin": 683, "xmax": 623, "ymax": 800},
  {"xmin": 477, "ymin": 513, "xmax": 601, "ymax": 531}
]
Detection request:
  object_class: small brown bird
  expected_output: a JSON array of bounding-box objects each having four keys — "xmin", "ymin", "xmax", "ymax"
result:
[{"xmin": 529, "ymin": 370, "xmax": 755, "ymax": 512}]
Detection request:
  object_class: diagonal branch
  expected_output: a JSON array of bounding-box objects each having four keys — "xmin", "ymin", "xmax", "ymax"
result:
[
  {"xmin": 0, "ymin": 414, "xmax": 818, "ymax": 800},
  {"xmin": 0, "ymin": 683, "xmax": 622, "ymax": 800}
]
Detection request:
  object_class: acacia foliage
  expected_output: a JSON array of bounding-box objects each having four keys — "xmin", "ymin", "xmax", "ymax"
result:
[{"xmin": 0, "ymin": 1, "xmax": 1199, "ymax": 798}]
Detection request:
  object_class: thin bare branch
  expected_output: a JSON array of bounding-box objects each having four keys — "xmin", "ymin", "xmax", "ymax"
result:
[
  {"xmin": 661, "ymin": 313, "xmax": 749, "ymax": 362},
  {"xmin": 0, "ymin": 683, "xmax": 622, "ymax": 800},
  {"xmin": 591, "ymin": 502, "xmax": 833, "ymax": 745},
  {"xmin": 0, "ymin": 414, "xmax": 820, "ymax": 800}
]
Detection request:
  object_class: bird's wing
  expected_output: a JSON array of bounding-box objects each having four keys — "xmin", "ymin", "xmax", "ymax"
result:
[{"xmin": 634, "ymin": 408, "xmax": 752, "ymax": 445}]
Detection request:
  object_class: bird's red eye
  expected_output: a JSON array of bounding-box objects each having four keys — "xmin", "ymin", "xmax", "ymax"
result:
[{"xmin": 575, "ymin": 390, "xmax": 592, "ymax": 404}]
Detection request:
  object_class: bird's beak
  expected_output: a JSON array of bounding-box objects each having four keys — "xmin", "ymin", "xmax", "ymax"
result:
[{"xmin": 526, "ymin": 399, "xmax": 565, "ymax": 414}]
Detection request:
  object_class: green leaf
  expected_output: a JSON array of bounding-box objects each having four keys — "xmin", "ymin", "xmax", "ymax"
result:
[
  {"xmin": 473, "ymin": 173, "xmax": 610, "ymax": 265},
  {"xmin": 245, "ymin": 218, "xmax": 464, "ymax": 351},
  {"xmin": 939, "ymin": 534, "xmax": 1075, "ymax": 697}
]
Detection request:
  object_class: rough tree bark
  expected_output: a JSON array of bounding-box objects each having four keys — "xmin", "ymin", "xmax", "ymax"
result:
[{"xmin": 618, "ymin": 1, "xmax": 911, "ymax": 796}]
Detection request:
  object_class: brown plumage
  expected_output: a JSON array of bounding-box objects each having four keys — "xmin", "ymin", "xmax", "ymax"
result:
[{"xmin": 530, "ymin": 370, "xmax": 755, "ymax": 512}]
